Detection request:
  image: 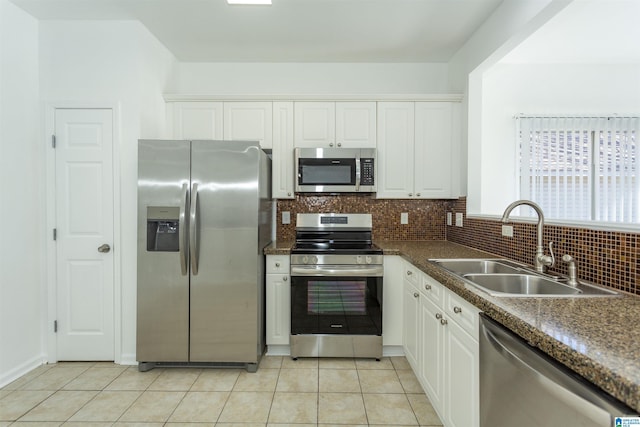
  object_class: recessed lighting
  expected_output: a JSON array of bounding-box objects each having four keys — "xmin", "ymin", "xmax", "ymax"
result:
[{"xmin": 227, "ymin": 0, "xmax": 272, "ymax": 4}]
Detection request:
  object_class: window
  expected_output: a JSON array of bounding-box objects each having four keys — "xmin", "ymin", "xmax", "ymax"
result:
[{"xmin": 518, "ymin": 116, "xmax": 639, "ymax": 224}]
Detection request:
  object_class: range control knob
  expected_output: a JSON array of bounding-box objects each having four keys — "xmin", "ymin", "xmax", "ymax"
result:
[
  {"xmin": 302, "ymin": 256, "xmax": 309, "ymax": 264},
  {"xmin": 365, "ymin": 256, "xmax": 372, "ymax": 264},
  {"xmin": 310, "ymin": 256, "xmax": 318, "ymax": 264},
  {"xmin": 356, "ymin": 255, "xmax": 363, "ymax": 264}
]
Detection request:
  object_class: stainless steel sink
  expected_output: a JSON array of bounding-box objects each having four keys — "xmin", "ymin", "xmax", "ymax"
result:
[
  {"xmin": 432, "ymin": 259, "xmax": 524, "ymax": 275},
  {"xmin": 430, "ymin": 258, "xmax": 618, "ymax": 297},
  {"xmin": 463, "ymin": 273, "xmax": 581, "ymax": 296}
]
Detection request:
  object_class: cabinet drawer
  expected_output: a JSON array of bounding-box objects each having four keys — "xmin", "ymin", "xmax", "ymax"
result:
[
  {"xmin": 420, "ymin": 273, "xmax": 444, "ymax": 306},
  {"xmin": 403, "ymin": 262, "xmax": 420, "ymax": 286},
  {"xmin": 445, "ymin": 291, "xmax": 479, "ymax": 339},
  {"xmin": 266, "ymin": 255, "xmax": 290, "ymax": 274}
]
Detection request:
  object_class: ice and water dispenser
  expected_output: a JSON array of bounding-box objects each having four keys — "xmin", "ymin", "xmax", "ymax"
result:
[{"xmin": 146, "ymin": 206, "xmax": 180, "ymax": 252}]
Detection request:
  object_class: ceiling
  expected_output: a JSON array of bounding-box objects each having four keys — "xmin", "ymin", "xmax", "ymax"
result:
[
  {"xmin": 9, "ymin": 0, "xmax": 504, "ymax": 62},
  {"xmin": 502, "ymin": 0, "xmax": 640, "ymax": 64}
]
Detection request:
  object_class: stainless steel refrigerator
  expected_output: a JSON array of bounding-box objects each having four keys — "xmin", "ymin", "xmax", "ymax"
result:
[{"xmin": 137, "ymin": 140, "xmax": 272, "ymax": 372}]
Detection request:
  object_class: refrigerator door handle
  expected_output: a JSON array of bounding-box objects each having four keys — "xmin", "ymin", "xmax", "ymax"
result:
[
  {"xmin": 179, "ymin": 183, "xmax": 189, "ymax": 276},
  {"xmin": 189, "ymin": 182, "xmax": 199, "ymax": 276}
]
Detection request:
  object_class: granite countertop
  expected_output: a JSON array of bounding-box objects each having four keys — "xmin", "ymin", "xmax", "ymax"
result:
[
  {"xmin": 375, "ymin": 240, "xmax": 640, "ymax": 414},
  {"xmin": 264, "ymin": 239, "xmax": 640, "ymax": 412}
]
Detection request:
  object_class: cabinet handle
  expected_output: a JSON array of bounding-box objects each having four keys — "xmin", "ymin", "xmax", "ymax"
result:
[
  {"xmin": 337, "ymin": 142, "xmax": 342, "ymax": 147},
  {"xmin": 408, "ymin": 193, "xmax": 413, "ymax": 197},
  {"xmin": 416, "ymin": 193, "xmax": 421, "ymax": 197},
  {"xmin": 453, "ymin": 306, "xmax": 462, "ymax": 314},
  {"xmin": 413, "ymin": 292, "xmax": 419, "ymax": 298},
  {"xmin": 275, "ymin": 262, "xmax": 280, "ymax": 267},
  {"xmin": 424, "ymin": 284, "xmax": 431, "ymax": 290},
  {"xmin": 287, "ymin": 192, "xmax": 291, "ymax": 196},
  {"xmin": 283, "ymin": 276, "xmax": 288, "ymax": 281},
  {"xmin": 406, "ymin": 271, "xmax": 412, "ymax": 276},
  {"xmin": 435, "ymin": 313, "xmax": 442, "ymax": 320},
  {"xmin": 440, "ymin": 318, "xmax": 448, "ymax": 326},
  {"xmin": 329, "ymin": 143, "xmax": 334, "ymax": 147}
]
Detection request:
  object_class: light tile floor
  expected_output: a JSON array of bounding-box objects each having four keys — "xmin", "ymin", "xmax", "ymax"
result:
[{"xmin": 0, "ymin": 356, "xmax": 443, "ymax": 426}]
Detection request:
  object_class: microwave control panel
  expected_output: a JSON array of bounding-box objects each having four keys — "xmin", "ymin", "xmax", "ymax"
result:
[{"xmin": 361, "ymin": 158, "xmax": 375, "ymax": 185}]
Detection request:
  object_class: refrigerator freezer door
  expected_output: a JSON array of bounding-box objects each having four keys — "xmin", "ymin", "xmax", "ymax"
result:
[
  {"xmin": 189, "ymin": 141, "xmax": 262, "ymax": 362},
  {"xmin": 137, "ymin": 140, "xmax": 191, "ymax": 362}
]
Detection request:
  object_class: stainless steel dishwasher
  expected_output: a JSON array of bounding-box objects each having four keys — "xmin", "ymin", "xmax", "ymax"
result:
[{"xmin": 479, "ymin": 314, "xmax": 636, "ymax": 426}]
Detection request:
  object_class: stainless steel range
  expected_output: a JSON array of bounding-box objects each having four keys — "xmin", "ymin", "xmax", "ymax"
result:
[{"xmin": 290, "ymin": 213, "xmax": 383, "ymax": 359}]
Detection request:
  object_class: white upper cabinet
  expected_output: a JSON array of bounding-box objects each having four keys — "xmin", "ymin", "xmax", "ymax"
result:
[
  {"xmin": 376, "ymin": 102, "xmax": 416, "ymax": 198},
  {"xmin": 294, "ymin": 102, "xmax": 335, "ymax": 147},
  {"xmin": 272, "ymin": 102, "xmax": 295, "ymax": 199},
  {"xmin": 336, "ymin": 102, "xmax": 377, "ymax": 148},
  {"xmin": 294, "ymin": 102, "xmax": 376, "ymax": 148},
  {"xmin": 377, "ymin": 101, "xmax": 460, "ymax": 199},
  {"xmin": 223, "ymin": 102, "xmax": 273, "ymax": 149},
  {"xmin": 415, "ymin": 102, "xmax": 459, "ymax": 199},
  {"xmin": 171, "ymin": 102, "xmax": 223, "ymax": 140}
]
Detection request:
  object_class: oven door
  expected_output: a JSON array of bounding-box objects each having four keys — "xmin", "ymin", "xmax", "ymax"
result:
[{"xmin": 290, "ymin": 267, "xmax": 382, "ymax": 336}]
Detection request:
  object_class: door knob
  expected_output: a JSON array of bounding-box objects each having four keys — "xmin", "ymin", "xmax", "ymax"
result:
[{"xmin": 98, "ymin": 244, "xmax": 111, "ymax": 253}]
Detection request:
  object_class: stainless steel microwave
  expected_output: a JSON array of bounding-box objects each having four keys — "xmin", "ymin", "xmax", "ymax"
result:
[{"xmin": 294, "ymin": 147, "xmax": 376, "ymax": 193}]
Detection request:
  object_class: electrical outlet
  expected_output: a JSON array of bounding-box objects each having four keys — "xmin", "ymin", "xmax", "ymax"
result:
[
  {"xmin": 401, "ymin": 212, "xmax": 409, "ymax": 224},
  {"xmin": 282, "ymin": 211, "xmax": 291, "ymax": 224},
  {"xmin": 502, "ymin": 225, "xmax": 514, "ymax": 237},
  {"xmin": 446, "ymin": 212, "xmax": 452, "ymax": 226},
  {"xmin": 455, "ymin": 212, "xmax": 463, "ymax": 227}
]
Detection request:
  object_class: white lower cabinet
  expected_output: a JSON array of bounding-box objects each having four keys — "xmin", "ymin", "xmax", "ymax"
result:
[
  {"xmin": 265, "ymin": 256, "xmax": 290, "ymax": 348},
  {"xmin": 402, "ymin": 260, "xmax": 479, "ymax": 427}
]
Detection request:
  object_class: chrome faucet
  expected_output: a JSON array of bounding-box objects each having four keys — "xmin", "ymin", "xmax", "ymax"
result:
[{"xmin": 501, "ymin": 200, "xmax": 555, "ymax": 273}]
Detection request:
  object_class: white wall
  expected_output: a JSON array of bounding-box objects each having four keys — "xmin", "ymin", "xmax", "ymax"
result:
[
  {"xmin": 0, "ymin": 0, "xmax": 43, "ymax": 385},
  {"xmin": 447, "ymin": 0, "xmax": 570, "ymax": 200},
  {"xmin": 39, "ymin": 20, "xmax": 176, "ymax": 363},
  {"xmin": 477, "ymin": 62, "xmax": 640, "ymax": 215},
  {"xmin": 172, "ymin": 62, "xmax": 449, "ymax": 95}
]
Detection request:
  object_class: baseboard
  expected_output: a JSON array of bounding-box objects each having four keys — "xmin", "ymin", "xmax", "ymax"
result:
[
  {"xmin": 118, "ymin": 353, "xmax": 138, "ymax": 366},
  {"xmin": 0, "ymin": 354, "xmax": 47, "ymax": 388},
  {"xmin": 383, "ymin": 345, "xmax": 405, "ymax": 357},
  {"xmin": 265, "ymin": 345, "xmax": 290, "ymax": 356}
]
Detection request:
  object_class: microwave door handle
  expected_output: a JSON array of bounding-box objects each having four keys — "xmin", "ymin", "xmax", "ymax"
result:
[{"xmin": 355, "ymin": 155, "xmax": 361, "ymax": 191}]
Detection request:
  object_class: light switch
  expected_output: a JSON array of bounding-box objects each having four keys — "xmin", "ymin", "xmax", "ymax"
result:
[
  {"xmin": 282, "ymin": 211, "xmax": 291, "ymax": 224},
  {"xmin": 447, "ymin": 212, "xmax": 452, "ymax": 226},
  {"xmin": 502, "ymin": 225, "xmax": 514, "ymax": 237},
  {"xmin": 401, "ymin": 212, "xmax": 409, "ymax": 224},
  {"xmin": 455, "ymin": 212, "xmax": 463, "ymax": 227}
]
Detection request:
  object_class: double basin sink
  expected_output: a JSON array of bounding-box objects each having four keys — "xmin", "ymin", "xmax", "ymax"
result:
[{"xmin": 431, "ymin": 259, "xmax": 617, "ymax": 297}]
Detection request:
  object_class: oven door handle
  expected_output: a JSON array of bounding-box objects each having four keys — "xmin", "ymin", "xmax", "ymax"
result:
[{"xmin": 291, "ymin": 265, "xmax": 384, "ymax": 277}]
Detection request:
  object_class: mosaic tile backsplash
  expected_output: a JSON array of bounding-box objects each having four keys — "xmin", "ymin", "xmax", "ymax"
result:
[
  {"xmin": 447, "ymin": 198, "xmax": 640, "ymax": 296},
  {"xmin": 276, "ymin": 195, "xmax": 640, "ymax": 295},
  {"xmin": 276, "ymin": 194, "xmax": 448, "ymax": 241}
]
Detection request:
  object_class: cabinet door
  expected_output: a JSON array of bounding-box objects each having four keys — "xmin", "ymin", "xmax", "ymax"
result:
[
  {"xmin": 266, "ymin": 273, "xmax": 291, "ymax": 345},
  {"xmin": 336, "ymin": 102, "xmax": 376, "ymax": 148},
  {"xmin": 294, "ymin": 102, "xmax": 336, "ymax": 147},
  {"xmin": 223, "ymin": 102, "xmax": 273, "ymax": 149},
  {"xmin": 420, "ymin": 295, "xmax": 445, "ymax": 412},
  {"xmin": 272, "ymin": 102, "xmax": 295, "ymax": 199},
  {"xmin": 444, "ymin": 320, "xmax": 479, "ymax": 427},
  {"xmin": 414, "ymin": 102, "xmax": 454, "ymax": 198},
  {"xmin": 376, "ymin": 102, "xmax": 415, "ymax": 198},
  {"xmin": 172, "ymin": 102, "xmax": 223, "ymax": 140},
  {"xmin": 402, "ymin": 279, "xmax": 420, "ymax": 370}
]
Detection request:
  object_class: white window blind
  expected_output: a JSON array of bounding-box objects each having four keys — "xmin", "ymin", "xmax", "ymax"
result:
[{"xmin": 518, "ymin": 116, "xmax": 639, "ymax": 223}]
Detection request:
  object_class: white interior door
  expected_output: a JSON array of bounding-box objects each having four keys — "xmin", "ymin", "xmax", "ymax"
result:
[{"xmin": 54, "ymin": 108, "xmax": 114, "ymax": 361}]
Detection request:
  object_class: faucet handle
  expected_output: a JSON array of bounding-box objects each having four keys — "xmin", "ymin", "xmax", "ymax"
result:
[
  {"xmin": 538, "ymin": 241, "xmax": 555, "ymax": 268},
  {"xmin": 548, "ymin": 241, "xmax": 555, "ymax": 267}
]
